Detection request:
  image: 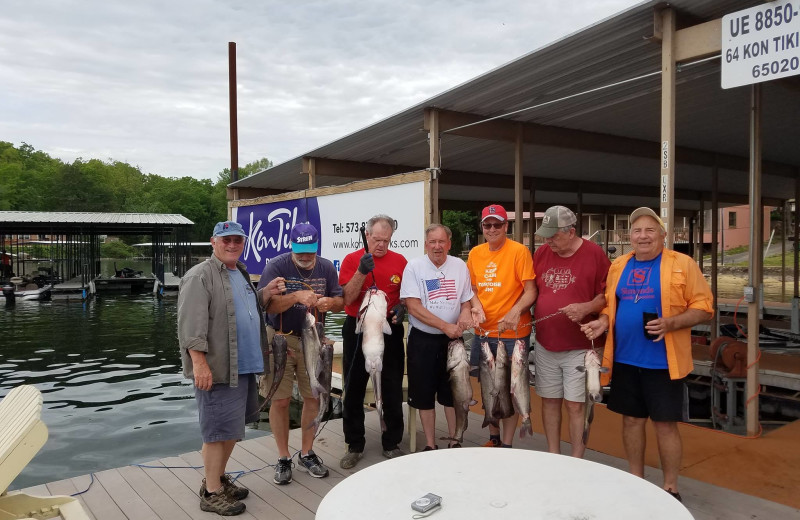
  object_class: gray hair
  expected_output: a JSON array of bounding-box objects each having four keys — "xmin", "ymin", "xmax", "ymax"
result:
[
  {"xmin": 366, "ymin": 214, "xmax": 396, "ymax": 234},
  {"xmin": 559, "ymin": 225, "xmax": 575, "ymax": 234},
  {"xmin": 425, "ymin": 223, "xmax": 452, "ymax": 240}
]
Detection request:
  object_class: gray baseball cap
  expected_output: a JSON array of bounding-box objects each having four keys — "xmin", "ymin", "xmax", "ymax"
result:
[{"xmin": 535, "ymin": 205, "xmax": 577, "ymax": 238}]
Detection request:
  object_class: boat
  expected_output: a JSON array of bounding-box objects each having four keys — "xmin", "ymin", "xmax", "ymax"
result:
[{"xmin": 2, "ymin": 278, "xmax": 53, "ymax": 303}]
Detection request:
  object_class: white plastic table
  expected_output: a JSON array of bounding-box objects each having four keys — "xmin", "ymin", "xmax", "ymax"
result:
[{"xmin": 316, "ymin": 448, "xmax": 693, "ymax": 520}]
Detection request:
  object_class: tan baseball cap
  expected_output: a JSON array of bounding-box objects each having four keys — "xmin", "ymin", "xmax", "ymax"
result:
[{"xmin": 629, "ymin": 207, "xmax": 665, "ymax": 230}]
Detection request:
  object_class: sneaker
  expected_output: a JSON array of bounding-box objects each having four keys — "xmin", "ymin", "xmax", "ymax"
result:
[
  {"xmin": 200, "ymin": 487, "xmax": 246, "ymax": 516},
  {"xmin": 200, "ymin": 477, "xmax": 249, "ymax": 502},
  {"xmin": 339, "ymin": 449, "xmax": 363, "ymax": 469},
  {"xmin": 273, "ymin": 457, "xmax": 293, "ymax": 485},
  {"xmin": 382, "ymin": 447, "xmax": 403, "ymax": 459},
  {"xmin": 220, "ymin": 474, "xmax": 249, "ymax": 500},
  {"xmin": 666, "ymin": 489, "xmax": 682, "ymax": 502},
  {"xmin": 483, "ymin": 438, "xmax": 501, "ymax": 447},
  {"xmin": 298, "ymin": 450, "xmax": 329, "ymax": 478}
]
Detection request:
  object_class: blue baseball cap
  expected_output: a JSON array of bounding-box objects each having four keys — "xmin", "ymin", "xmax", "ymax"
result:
[
  {"xmin": 291, "ymin": 223, "xmax": 318, "ymax": 253},
  {"xmin": 212, "ymin": 221, "xmax": 247, "ymax": 237}
]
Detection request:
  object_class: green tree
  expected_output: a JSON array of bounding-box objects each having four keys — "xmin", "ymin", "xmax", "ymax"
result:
[{"xmin": 443, "ymin": 210, "xmax": 479, "ymax": 257}]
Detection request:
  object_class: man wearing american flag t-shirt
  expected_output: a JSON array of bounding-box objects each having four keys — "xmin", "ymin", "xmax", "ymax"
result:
[{"xmin": 400, "ymin": 224, "xmax": 485, "ymax": 451}]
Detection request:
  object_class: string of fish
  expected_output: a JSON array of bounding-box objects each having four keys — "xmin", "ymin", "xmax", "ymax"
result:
[{"xmin": 274, "ymin": 278, "xmax": 322, "ymax": 336}]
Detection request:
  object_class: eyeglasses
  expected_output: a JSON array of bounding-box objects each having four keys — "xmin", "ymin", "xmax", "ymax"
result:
[
  {"xmin": 220, "ymin": 236, "xmax": 245, "ymax": 244},
  {"xmin": 482, "ymin": 222, "xmax": 505, "ymax": 229}
]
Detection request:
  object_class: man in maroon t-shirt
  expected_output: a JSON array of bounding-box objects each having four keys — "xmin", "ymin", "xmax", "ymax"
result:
[
  {"xmin": 338, "ymin": 214, "xmax": 408, "ymax": 469},
  {"xmin": 533, "ymin": 206, "xmax": 610, "ymax": 458}
]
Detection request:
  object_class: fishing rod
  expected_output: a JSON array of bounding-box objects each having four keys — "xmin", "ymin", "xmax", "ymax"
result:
[{"xmin": 359, "ymin": 224, "xmax": 377, "ymax": 287}]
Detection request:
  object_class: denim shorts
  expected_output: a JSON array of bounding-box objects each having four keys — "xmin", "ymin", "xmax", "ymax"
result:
[{"xmin": 195, "ymin": 373, "xmax": 259, "ymax": 443}]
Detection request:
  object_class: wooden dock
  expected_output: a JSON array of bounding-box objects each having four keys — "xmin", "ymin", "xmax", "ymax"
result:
[{"xmin": 12, "ymin": 405, "xmax": 799, "ymax": 519}]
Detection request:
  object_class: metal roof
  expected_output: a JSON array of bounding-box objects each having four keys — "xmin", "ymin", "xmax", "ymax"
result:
[
  {"xmin": 232, "ymin": 0, "xmax": 799, "ymax": 214},
  {"xmin": 0, "ymin": 211, "xmax": 194, "ymax": 234}
]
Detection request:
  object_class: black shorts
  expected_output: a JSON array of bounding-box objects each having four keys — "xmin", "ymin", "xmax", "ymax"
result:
[
  {"xmin": 406, "ymin": 328, "xmax": 453, "ymax": 410},
  {"xmin": 606, "ymin": 362, "xmax": 688, "ymax": 422}
]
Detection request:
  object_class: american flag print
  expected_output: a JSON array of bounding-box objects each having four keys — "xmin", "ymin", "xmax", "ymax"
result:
[{"xmin": 425, "ymin": 278, "xmax": 457, "ymax": 300}]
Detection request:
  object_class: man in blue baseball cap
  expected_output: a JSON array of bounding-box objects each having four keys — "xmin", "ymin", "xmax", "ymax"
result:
[
  {"xmin": 257, "ymin": 222, "xmax": 343, "ymax": 484},
  {"xmin": 178, "ymin": 220, "xmax": 284, "ymax": 516}
]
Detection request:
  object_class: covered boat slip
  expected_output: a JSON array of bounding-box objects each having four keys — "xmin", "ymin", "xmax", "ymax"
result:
[
  {"xmin": 231, "ymin": 0, "xmax": 800, "ymax": 435},
  {"xmin": 10, "ymin": 406, "xmax": 800, "ymax": 519},
  {"xmin": 0, "ymin": 212, "xmax": 194, "ymax": 300}
]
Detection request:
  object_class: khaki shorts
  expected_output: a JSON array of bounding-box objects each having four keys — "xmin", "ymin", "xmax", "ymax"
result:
[
  {"xmin": 260, "ymin": 326, "xmax": 313, "ymax": 400},
  {"xmin": 533, "ymin": 343, "xmax": 587, "ymax": 402}
]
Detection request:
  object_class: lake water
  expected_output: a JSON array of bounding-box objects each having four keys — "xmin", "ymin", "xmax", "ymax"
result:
[{"xmin": 2, "ymin": 268, "xmax": 346, "ymax": 490}]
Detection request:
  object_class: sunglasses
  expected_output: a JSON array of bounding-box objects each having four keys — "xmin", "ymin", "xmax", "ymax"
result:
[
  {"xmin": 220, "ymin": 236, "xmax": 245, "ymax": 244},
  {"xmin": 482, "ymin": 222, "xmax": 505, "ymax": 229}
]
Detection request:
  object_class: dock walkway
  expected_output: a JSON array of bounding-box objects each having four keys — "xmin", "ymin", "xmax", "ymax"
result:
[{"xmin": 13, "ymin": 406, "xmax": 799, "ymax": 519}]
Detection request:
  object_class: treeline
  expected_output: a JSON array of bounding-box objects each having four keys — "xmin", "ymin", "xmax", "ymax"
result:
[{"xmin": 0, "ymin": 141, "xmax": 271, "ymax": 241}]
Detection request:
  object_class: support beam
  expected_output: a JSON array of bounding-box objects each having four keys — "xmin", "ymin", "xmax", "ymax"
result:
[
  {"xmin": 698, "ymin": 199, "xmax": 705, "ymax": 269},
  {"xmin": 674, "ymin": 18, "xmax": 721, "ymax": 62},
  {"xmin": 660, "ymin": 7, "xmax": 676, "ymax": 247},
  {"xmin": 302, "ymin": 157, "xmax": 317, "ymax": 189},
  {"xmin": 746, "ymin": 84, "xmax": 762, "ymax": 437},
  {"xmin": 429, "ymin": 109, "xmax": 798, "ymax": 179},
  {"xmin": 528, "ymin": 182, "xmax": 536, "ymax": 253},
  {"xmin": 427, "ymin": 109, "xmax": 441, "ymax": 224},
  {"xmin": 711, "ymin": 162, "xmax": 719, "ymax": 341},
  {"xmin": 782, "ymin": 201, "xmax": 787, "ymax": 302},
  {"xmin": 514, "ymin": 123, "xmax": 524, "ymax": 243},
  {"xmin": 300, "ymin": 157, "xmax": 783, "ymax": 206}
]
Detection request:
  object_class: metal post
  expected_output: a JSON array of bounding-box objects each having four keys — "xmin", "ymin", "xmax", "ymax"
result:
[
  {"xmin": 514, "ymin": 123, "xmax": 524, "ymax": 243},
  {"xmin": 527, "ymin": 182, "xmax": 536, "ymax": 253},
  {"xmin": 428, "ymin": 109, "xmax": 440, "ymax": 225},
  {"xmin": 745, "ymin": 83, "xmax": 762, "ymax": 436},
  {"xmin": 781, "ymin": 201, "xmax": 787, "ymax": 302},
  {"xmin": 711, "ymin": 162, "xmax": 719, "ymax": 341},
  {"xmin": 793, "ymin": 172, "xmax": 800, "ymax": 333},
  {"xmin": 660, "ymin": 8, "xmax": 676, "ymax": 248},
  {"xmin": 228, "ymin": 42, "xmax": 239, "ymax": 188}
]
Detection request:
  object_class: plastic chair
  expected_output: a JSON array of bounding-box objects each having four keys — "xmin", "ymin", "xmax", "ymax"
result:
[{"xmin": 0, "ymin": 385, "xmax": 90, "ymax": 520}]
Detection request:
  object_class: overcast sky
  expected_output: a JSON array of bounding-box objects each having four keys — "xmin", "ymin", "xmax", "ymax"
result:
[{"xmin": 1, "ymin": 0, "xmax": 642, "ymax": 181}]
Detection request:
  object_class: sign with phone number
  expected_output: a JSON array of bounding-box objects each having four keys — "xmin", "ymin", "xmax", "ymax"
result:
[{"xmin": 722, "ymin": 0, "xmax": 800, "ymax": 89}]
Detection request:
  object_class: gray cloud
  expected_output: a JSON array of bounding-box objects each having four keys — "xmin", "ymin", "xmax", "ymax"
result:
[{"xmin": 0, "ymin": 0, "xmax": 641, "ymax": 180}]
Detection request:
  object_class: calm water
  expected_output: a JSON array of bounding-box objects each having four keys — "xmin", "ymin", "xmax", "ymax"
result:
[{"xmin": 2, "ymin": 267, "xmax": 345, "ymax": 490}]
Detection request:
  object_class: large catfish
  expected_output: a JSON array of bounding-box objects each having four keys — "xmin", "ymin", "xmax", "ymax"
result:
[
  {"xmin": 575, "ymin": 349, "xmax": 608, "ymax": 445},
  {"xmin": 478, "ymin": 340, "xmax": 497, "ymax": 428},
  {"xmin": 445, "ymin": 338, "xmax": 473, "ymax": 443},
  {"xmin": 258, "ymin": 333, "xmax": 288, "ymax": 412},
  {"xmin": 355, "ymin": 288, "xmax": 391, "ymax": 431},
  {"xmin": 510, "ymin": 339, "xmax": 532, "ymax": 438},
  {"xmin": 492, "ymin": 340, "xmax": 513, "ymax": 424},
  {"xmin": 301, "ymin": 311, "xmax": 328, "ymax": 398},
  {"xmin": 307, "ymin": 340, "xmax": 334, "ymax": 434}
]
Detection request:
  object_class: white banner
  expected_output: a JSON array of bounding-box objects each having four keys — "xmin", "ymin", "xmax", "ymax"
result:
[{"xmin": 722, "ymin": 0, "xmax": 800, "ymax": 89}]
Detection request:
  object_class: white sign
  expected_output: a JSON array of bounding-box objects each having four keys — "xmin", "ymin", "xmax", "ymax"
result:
[
  {"xmin": 317, "ymin": 182, "xmax": 426, "ymax": 269},
  {"xmin": 722, "ymin": 0, "xmax": 800, "ymax": 89},
  {"xmin": 231, "ymin": 179, "xmax": 426, "ymax": 275}
]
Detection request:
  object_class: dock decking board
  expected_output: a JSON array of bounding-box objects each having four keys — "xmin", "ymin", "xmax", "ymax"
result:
[{"xmin": 15, "ymin": 407, "xmax": 800, "ymax": 519}]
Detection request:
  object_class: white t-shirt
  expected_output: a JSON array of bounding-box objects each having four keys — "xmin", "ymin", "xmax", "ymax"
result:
[{"xmin": 400, "ymin": 255, "xmax": 474, "ymax": 335}]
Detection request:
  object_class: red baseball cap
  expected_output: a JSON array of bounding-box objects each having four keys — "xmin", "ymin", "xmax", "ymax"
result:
[{"xmin": 481, "ymin": 204, "xmax": 508, "ymax": 222}]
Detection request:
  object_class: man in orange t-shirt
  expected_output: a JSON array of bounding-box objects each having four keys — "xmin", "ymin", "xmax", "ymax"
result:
[{"xmin": 467, "ymin": 204, "xmax": 537, "ymax": 447}]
